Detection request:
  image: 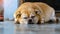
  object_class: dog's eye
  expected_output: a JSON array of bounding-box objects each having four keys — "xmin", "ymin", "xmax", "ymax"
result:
[
  {"xmin": 24, "ymin": 17, "xmax": 28, "ymax": 19},
  {"xmin": 31, "ymin": 16, "xmax": 35, "ymax": 18}
]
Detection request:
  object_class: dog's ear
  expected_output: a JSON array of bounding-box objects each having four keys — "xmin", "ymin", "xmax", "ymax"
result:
[
  {"xmin": 15, "ymin": 8, "xmax": 21, "ymax": 18},
  {"xmin": 35, "ymin": 9, "xmax": 41, "ymax": 15},
  {"xmin": 16, "ymin": 14, "xmax": 21, "ymax": 18}
]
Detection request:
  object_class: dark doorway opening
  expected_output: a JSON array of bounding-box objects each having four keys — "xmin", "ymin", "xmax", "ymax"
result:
[{"xmin": 24, "ymin": 0, "xmax": 60, "ymax": 10}]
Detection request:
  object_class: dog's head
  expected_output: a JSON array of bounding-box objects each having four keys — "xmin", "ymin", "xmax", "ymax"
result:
[{"xmin": 15, "ymin": 3, "xmax": 41, "ymax": 24}]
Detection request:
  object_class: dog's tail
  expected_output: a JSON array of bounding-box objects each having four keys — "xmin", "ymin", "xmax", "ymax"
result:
[{"xmin": 56, "ymin": 17, "xmax": 60, "ymax": 23}]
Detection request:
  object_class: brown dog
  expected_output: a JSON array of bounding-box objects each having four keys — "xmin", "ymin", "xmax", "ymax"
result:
[{"xmin": 14, "ymin": 2, "xmax": 58, "ymax": 24}]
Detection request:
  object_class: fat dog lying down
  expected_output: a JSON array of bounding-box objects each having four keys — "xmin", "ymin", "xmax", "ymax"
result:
[{"xmin": 14, "ymin": 2, "xmax": 58, "ymax": 24}]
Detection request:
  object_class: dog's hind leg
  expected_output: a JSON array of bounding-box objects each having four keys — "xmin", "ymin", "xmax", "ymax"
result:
[{"xmin": 50, "ymin": 9, "xmax": 59, "ymax": 24}]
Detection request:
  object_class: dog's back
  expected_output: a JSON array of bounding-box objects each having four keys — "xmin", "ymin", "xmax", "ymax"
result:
[{"xmin": 32, "ymin": 2, "xmax": 56, "ymax": 22}]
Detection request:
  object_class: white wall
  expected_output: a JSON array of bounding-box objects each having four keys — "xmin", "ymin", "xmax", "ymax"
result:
[{"xmin": 4, "ymin": 0, "xmax": 18, "ymax": 20}]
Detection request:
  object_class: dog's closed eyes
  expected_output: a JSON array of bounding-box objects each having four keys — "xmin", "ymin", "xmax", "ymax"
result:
[
  {"xmin": 24, "ymin": 17, "xmax": 28, "ymax": 19},
  {"xmin": 31, "ymin": 16, "xmax": 35, "ymax": 18}
]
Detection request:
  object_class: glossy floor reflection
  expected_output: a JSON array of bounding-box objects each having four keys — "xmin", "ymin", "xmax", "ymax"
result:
[
  {"xmin": 0, "ymin": 22, "xmax": 3, "ymax": 34},
  {"xmin": 0, "ymin": 21, "xmax": 60, "ymax": 34}
]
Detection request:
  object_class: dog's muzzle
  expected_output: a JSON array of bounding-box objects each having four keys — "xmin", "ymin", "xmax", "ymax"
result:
[{"xmin": 28, "ymin": 19, "xmax": 34, "ymax": 24}]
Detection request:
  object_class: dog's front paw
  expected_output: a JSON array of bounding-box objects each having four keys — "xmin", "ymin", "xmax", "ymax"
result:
[
  {"xmin": 40, "ymin": 18, "xmax": 45, "ymax": 24},
  {"xmin": 37, "ymin": 21, "xmax": 44, "ymax": 24},
  {"xmin": 15, "ymin": 21, "xmax": 20, "ymax": 24}
]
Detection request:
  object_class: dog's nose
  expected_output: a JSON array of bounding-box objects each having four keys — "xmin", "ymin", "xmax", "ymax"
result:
[
  {"xmin": 28, "ymin": 19, "xmax": 32, "ymax": 22},
  {"xmin": 28, "ymin": 19, "xmax": 33, "ymax": 24}
]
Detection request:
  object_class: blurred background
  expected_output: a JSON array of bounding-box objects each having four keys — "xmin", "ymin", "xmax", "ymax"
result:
[
  {"xmin": 0, "ymin": 0, "xmax": 4, "ymax": 21},
  {"xmin": 0, "ymin": 0, "xmax": 60, "ymax": 21}
]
